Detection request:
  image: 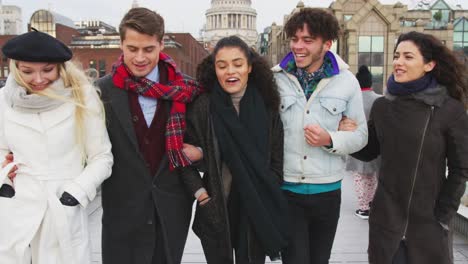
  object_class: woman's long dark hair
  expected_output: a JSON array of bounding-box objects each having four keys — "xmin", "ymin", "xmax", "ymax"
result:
[
  {"xmin": 396, "ymin": 31, "xmax": 468, "ymax": 107},
  {"xmin": 196, "ymin": 36, "xmax": 280, "ymax": 111}
]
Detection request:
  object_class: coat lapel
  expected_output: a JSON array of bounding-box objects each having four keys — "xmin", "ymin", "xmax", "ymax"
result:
[
  {"xmin": 107, "ymin": 87, "xmax": 140, "ymax": 152},
  {"xmin": 5, "ymin": 107, "xmax": 44, "ymax": 133},
  {"xmin": 41, "ymin": 103, "xmax": 74, "ymax": 130}
]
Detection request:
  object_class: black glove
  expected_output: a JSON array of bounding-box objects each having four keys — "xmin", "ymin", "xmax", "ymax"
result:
[
  {"xmin": 59, "ymin": 192, "xmax": 79, "ymax": 206},
  {"xmin": 0, "ymin": 184, "xmax": 15, "ymax": 198}
]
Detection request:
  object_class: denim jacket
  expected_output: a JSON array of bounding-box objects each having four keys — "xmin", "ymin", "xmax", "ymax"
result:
[{"xmin": 272, "ymin": 52, "xmax": 368, "ymax": 184}]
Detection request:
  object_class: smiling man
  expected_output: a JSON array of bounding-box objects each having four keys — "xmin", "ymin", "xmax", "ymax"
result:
[
  {"xmin": 272, "ymin": 8, "xmax": 368, "ymax": 264},
  {"xmin": 95, "ymin": 7, "xmax": 202, "ymax": 264}
]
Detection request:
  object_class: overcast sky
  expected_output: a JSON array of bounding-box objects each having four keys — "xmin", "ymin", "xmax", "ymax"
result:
[{"xmin": 4, "ymin": 0, "xmax": 467, "ymax": 38}]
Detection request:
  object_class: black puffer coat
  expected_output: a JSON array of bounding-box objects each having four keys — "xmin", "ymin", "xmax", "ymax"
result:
[
  {"xmin": 178, "ymin": 93, "xmax": 284, "ymax": 263},
  {"xmin": 353, "ymin": 85, "xmax": 468, "ymax": 264}
]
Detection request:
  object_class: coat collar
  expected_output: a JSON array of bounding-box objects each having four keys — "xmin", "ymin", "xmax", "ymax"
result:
[
  {"xmin": 1, "ymin": 90, "xmax": 74, "ymax": 133},
  {"xmin": 385, "ymin": 84, "xmax": 449, "ymax": 107}
]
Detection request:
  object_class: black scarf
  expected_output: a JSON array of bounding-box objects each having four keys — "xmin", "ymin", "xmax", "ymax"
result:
[
  {"xmin": 210, "ymin": 82, "xmax": 288, "ymax": 260},
  {"xmin": 387, "ymin": 73, "xmax": 437, "ymax": 96}
]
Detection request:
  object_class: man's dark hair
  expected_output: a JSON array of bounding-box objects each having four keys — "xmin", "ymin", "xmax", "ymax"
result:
[
  {"xmin": 119, "ymin": 7, "xmax": 165, "ymax": 41},
  {"xmin": 284, "ymin": 8, "xmax": 340, "ymax": 41}
]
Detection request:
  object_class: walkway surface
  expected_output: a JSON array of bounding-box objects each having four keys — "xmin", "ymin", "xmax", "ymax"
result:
[{"xmin": 88, "ymin": 175, "xmax": 468, "ymax": 263}]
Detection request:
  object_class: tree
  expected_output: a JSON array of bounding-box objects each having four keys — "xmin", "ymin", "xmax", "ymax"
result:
[{"xmin": 433, "ymin": 10, "xmax": 442, "ymax": 21}]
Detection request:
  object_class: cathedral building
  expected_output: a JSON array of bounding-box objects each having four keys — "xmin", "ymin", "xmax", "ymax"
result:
[{"xmin": 201, "ymin": 0, "xmax": 258, "ymax": 50}]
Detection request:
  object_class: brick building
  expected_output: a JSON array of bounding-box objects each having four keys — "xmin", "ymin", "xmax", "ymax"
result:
[{"xmin": 0, "ymin": 9, "xmax": 208, "ymax": 82}]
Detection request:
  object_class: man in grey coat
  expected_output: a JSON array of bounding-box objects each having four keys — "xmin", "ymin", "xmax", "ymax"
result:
[{"xmin": 96, "ymin": 7, "xmax": 201, "ymax": 264}]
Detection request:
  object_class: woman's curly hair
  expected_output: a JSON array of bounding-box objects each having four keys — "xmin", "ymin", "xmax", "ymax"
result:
[
  {"xmin": 396, "ymin": 31, "xmax": 468, "ymax": 108},
  {"xmin": 196, "ymin": 36, "xmax": 280, "ymax": 111}
]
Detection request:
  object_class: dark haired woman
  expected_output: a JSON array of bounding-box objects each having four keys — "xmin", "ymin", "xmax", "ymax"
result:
[
  {"xmin": 178, "ymin": 36, "xmax": 288, "ymax": 264},
  {"xmin": 343, "ymin": 31, "xmax": 468, "ymax": 264}
]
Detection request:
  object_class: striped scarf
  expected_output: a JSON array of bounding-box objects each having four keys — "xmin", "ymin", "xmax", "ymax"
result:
[{"xmin": 112, "ymin": 53, "xmax": 202, "ymax": 170}]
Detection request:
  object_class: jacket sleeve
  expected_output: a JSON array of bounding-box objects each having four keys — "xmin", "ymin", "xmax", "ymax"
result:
[
  {"xmin": 63, "ymin": 85, "xmax": 113, "ymax": 208},
  {"xmin": 435, "ymin": 108, "xmax": 468, "ymax": 225},
  {"xmin": 0, "ymin": 93, "xmax": 13, "ymax": 187},
  {"xmin": 178, "ymin": 100, "xmax": 206, "ymax": 198},
  {"xmin": 269, "ymin": 112, "xmax": 284, "ymax": 184},
  {"xmin": 325, "ymin": 80, "xmax": 368, "ymax": 155},
  {"xmin": 351, "ymin": 117, "xmax": 381, "ymax": 162}
]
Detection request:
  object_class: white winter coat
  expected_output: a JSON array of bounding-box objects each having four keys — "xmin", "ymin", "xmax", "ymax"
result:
[{"xmin": 0, "ymin": 77, "xmax": 113, "ymax": 264}]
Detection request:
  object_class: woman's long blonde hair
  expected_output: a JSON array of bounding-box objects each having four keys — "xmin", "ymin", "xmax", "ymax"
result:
[{"xmin": 9, "ymin": 59, "xmax": 105, "ymax": 162}]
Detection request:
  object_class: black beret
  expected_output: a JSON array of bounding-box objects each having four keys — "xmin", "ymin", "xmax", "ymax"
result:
[
  {"xmin": 356, "ymin": 65, "xmax": 373, "ymax": 88},
  {"xmin": 2, "ymin": 29, "xmax": 72, "ymax": 63}
]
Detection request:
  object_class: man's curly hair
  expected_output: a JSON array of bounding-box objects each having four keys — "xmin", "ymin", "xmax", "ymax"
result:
[{"xmin": 284, "ymin": 8, "xmax": 340, "ymax": 41}]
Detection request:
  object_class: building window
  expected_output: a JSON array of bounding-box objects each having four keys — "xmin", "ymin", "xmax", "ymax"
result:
[
  {"xmin": 427, "ymin": 0, "xmax": 451, "ymax": 29},
  {"xmin": 454, "ymin": 18, "xmax": 468, "ymax": 57},
  {"xmin": 344, "ymin": 15, "xmax": 353, "ymax": 22},
  {"xmin": 3, "ymin": 66, "xmax": 9, "ymax": 79},
  {"xmin": 99, "ymin": 60, "xmax": 106, "ymax": 77},
  {"xmin": 358, "ymin": 36, "xmax": 384, "ymax": 93},
  {"xmin": 30, "ymin": 10, "xmax": 56, "ymax": 37}
]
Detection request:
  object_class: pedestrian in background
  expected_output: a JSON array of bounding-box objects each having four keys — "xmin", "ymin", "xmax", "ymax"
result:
[
  {"xmin": 345, "ymin": 65, "xmax": 381, "ymax": 220},
  {"xmin": 179, "ymin": 35, "xmax": 289, "ymax": 264},
  {"xmin": 343, "ymin": 31, "xmax": 468, "ymax": 264},
  {"xmin": 272, "ymin": 8, "xmax": 368, "ymax": 264},
  {"xmin": 0, "ymin": 29, "xmax": 113, "ymax": 264}
]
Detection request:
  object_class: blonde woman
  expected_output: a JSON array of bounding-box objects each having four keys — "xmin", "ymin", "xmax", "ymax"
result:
[{"xmin": 0, "ymin": 29, "xmax": 113, "ymax": 264}]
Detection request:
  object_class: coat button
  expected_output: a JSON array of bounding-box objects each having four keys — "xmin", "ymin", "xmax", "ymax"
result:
[
  {"xmin": 303, "ymin": 156, "xmax": 307, "ymax": 160},
  {"xmin": 281, "ymin": 105, "xmax": 284, "ymax": 109},
  {"xmin": 301, "ymin": 176, "xmax": 305, "ymax": 180},
  {"xmin": 306, "ymin": 110, "xmax": 310, "ymax": 114},
  {"xmin": 132, "ymin": 115, "xmax": 139, "ymax": 122},
  {"xmin": 333, "ymin": 107, "xmax": 336, "ymax": 112},
  {"xmin": 147, "ymin": 219, "xmax": 153, "ymax": 225},
  {"xmin": 144, "ymin": 138, "xmax": 150, "ymax": 145}
]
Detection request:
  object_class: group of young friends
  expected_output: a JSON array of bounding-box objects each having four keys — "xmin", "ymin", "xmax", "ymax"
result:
[{"xmin": 0, "ymin": 5, "xmax": 466, "ymax": 264}]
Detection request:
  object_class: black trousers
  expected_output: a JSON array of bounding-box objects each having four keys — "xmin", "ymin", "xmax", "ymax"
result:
[
  {"xmin": 102, "ymin": 208, "xmax": 166, "ymax": 264},
  {"xmin": 201, "ymin": 239, "xmax": 265, "ymax": 264},
  {"xmin": 282, "ymin": 189, "xmax": 341, "ymax": 264},
  {"xmin": 392, "ymin": 241, "xmax": 408, "ymax": 264}
]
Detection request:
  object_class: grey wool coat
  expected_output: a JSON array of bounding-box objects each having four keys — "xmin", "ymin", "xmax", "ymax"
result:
[{"xmin": 97, "ymin": 75, "xmax": 193, "ymax": 264}]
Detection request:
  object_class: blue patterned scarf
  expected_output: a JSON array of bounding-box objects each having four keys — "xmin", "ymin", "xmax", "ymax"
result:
[{"xmin": 280, "ymin": 51, "xmax": 339, "ymax": 99}]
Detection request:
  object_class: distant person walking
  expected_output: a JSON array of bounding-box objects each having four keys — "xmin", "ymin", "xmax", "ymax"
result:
[{"xmin": 346, "ymin": 65, "xmax": 381, "ymax": 220}]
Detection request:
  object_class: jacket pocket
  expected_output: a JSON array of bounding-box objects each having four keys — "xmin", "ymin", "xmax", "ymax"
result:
[
  {"xmin": 63, "ymin": 204, "xmax": 85, "ymax": 246},
  {"xmin": 319, "ymin": 97, "xmax": 347, "ymax": 131},
  {"xmin": 279, "ymin": 96, "xmax": 298, "ymax": 130}
]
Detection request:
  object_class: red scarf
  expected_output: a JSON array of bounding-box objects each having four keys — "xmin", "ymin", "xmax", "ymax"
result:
[{"xmin": 112, "ymin": 53, "xmax": 202, "ymax": 170}]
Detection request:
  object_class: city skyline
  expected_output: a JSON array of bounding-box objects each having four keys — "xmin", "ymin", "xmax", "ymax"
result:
[{"xmin": 3, "ymin": 0, "xmax": 467, "ymax": 38}]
